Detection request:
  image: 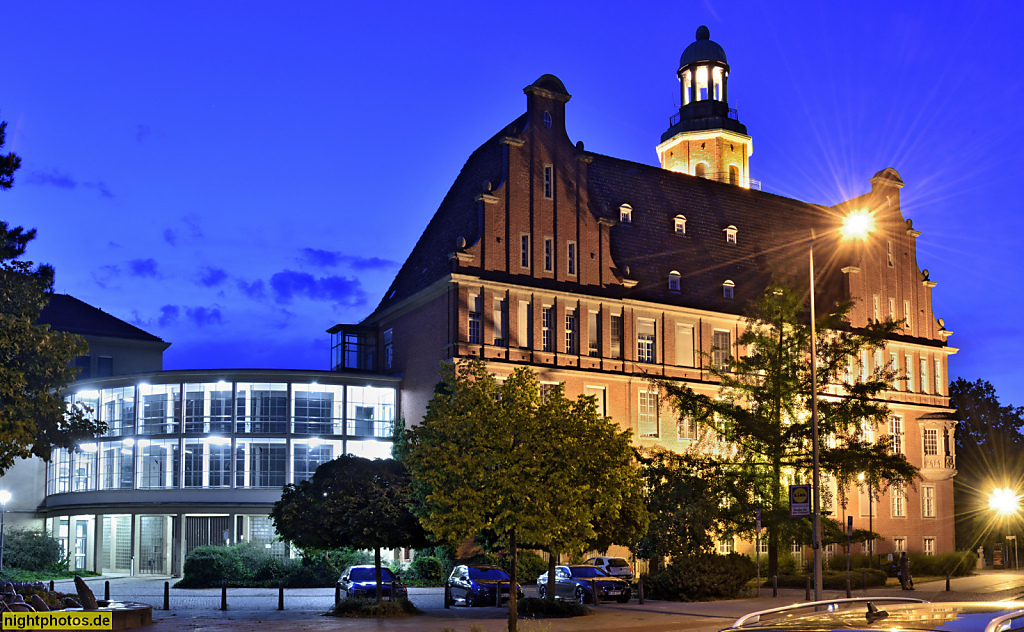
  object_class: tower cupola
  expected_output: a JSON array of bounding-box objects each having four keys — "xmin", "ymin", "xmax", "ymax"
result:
[{"xmin": 657, "ymin": 26, "xmax": 755, "ymax": 188}]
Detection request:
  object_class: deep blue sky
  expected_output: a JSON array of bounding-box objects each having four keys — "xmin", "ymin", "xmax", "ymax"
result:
[{"xmin": 6, "ymin": 2, "xmax": 1023, "ymax": 407}]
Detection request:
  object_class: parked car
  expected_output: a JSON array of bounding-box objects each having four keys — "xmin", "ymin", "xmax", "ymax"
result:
[
  {"xmin": 725, "ymin": 597, "xmax": 1024, "ymax": 632},
  {"xmin": 445, "ymin": 564, "xmax": 523, "ymax": 607},
  {"xmin": 536, "ymin": 564, "xmax": 631, "ymax": 603},
  {"xmin": 338, "ymin": 565, "xmax": 408, "ymax": 600},
  {"xmin": 582, "ymin": 555, "xmax": 633, "ymax": 581}
]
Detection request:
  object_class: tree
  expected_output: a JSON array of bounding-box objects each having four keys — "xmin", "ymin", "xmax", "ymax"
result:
[
  {"xmin": 270, "ymin": 454, "xmax": 428, "ymax": 603},
  {"xmin": 949, "ymin": 378, "xmax": 1024, "ymax": 550},
  {"xmin": 0, "ymin": 117, "xmax": 98, "ymax": 475},
  {"xmin": 399, "ymin": 360, "xmax": 646, "ymax": 632},
  {"xmin": 661, "ymin": 283, "xmax": 918, "ymax": 576}
]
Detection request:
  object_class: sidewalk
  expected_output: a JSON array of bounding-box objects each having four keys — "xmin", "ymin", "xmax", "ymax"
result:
[{"xmin": 56, "ymin": 569, "xmax": 1024, "ymax": 632}]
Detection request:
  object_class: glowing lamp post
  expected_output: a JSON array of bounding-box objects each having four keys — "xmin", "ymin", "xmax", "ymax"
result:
[
  {"xmin": 990, "ymin": 488, "xmax": 1021, "ymax": 569},
  {"xmin": 0, "ymin": 489, "xmax": 11, "ymax": 571},
  {"xmin": 809, "ymin": 210, "xmax": 873, "ymax": 600}
]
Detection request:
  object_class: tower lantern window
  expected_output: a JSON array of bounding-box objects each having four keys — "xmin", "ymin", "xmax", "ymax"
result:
[{"xmin": 696, "ymin": 66, "xmax": 709, "ymax": 101}]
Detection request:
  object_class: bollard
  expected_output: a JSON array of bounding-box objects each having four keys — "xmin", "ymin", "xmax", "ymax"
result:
[
  {"xmin": 772, "ymin": 575, "xmax": 778, "ymax": 598},
  {"xmin": 105, "ymin": 580, "xmax": 110, "ymax": 601},
  {"xmin": 805, "ymin": 576, "xmax": 811, "ymax": 601},
  {"xmin": 49, "ymin": 581, "xmax": 54, "ymax": 592},
  {"xmin": 221, "ymin": 580, "xmax": 227, "ymax": 611},
  {"xmin": 495, "ymin": 581, "xmax": 501, "ymax": 607},
  {"xmin": 946, "ymin": 572, "xmax": 951, "ymax": 592},
  {"xmin": 163, "ymin": 581, "xmax": 170, "ymax": 611},
  {"xmin": 862, "ymin": 570, "xmax": 867, "ymax": 591},
  {"xmin": 278, "ymin": 581, "xmax": 284, "ymax": 610},
  {"xmin": 390, "ymin": 581, "xmax": 395, "ymax": 603},
  {"xmin": 638, "ymin": 577, "xmax": 644, "ymax": 605},
  {"xmin": 592, "ymin": 578, "xmax": 599, "ymax": 604},
  {"xmin": 335, "ymin": 582, "xmax": 341, "ymax": 608},
  {"xmin": 444, "ymin": 585, "xmax": 450, "ymax": 609},
  {"xmin": 845, "ymin": 577, "xmax": 851, "ymax": 599}
]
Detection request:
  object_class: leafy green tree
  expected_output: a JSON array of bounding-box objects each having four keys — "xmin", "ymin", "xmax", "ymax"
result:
[
  {"xmin": 661, "ymin": 283, "xmax": 917, "ymax": 576},
  {"xmin": 949, "ymin": 378, "xmax": 1024, "ymax": 550},
  {"xmin": 399, "ymin": 360, "xmax": 646, "ymax": 632},
  {"xmin": 0, "ymin": 118, "xmax": 98, "ymax": 474},
  {"xmin": 270, "ymin": 455, "xmax": 428, "ymax": 602}
]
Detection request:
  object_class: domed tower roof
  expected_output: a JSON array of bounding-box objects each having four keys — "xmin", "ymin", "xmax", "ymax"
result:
[{"xmin": 680, "ymin": 25, "xmax": 728, "ymax": 68}]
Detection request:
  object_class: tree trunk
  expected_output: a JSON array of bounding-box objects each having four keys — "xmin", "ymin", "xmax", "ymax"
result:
[
  {"xmin": 546, "ymin": 551, "xmax": 558, "ymax": 600},
  {"xmin": 507, "ymin": 529, "xmax": 518, "ymax": 632},
  {"xmin": 374, "ymin": 546, "xmax": 383, "ymax": 604}
]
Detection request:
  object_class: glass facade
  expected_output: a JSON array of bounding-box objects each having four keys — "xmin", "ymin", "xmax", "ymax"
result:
[{"xmin": 50, "ymin": 374, "xmax": 399, "ymax": 495}]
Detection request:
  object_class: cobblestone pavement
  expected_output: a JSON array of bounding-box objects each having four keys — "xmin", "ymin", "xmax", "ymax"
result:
[{"xmin": 41, "ymin": 569, "xmax": 1024, "ymax": 632}]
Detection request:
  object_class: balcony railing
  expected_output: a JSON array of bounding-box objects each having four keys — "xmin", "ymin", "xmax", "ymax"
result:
[
  {"xmin": 668, "ymin": 107, "xmax": 739, "ymax": 128},
  {"xmin": 700, "ymin": 171, "xmax": 762, "ymax": 191}
]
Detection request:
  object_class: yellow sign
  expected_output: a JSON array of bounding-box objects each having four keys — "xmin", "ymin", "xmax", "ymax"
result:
[
  {"xmin": 789, "ymin": 484, "xmax": 811, "ymax": 517},
  {"xmin": 2, "ymin": 611, "xmax": 113, "ymax": 630},
  {"xmin": 792, "ymin": 487, "xmax": 808, "ymax": 504}
]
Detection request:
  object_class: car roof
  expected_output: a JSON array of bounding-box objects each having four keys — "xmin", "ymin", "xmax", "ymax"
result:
[{"xmin": 731, "ymin": 600, "xmax": 1024, "ymax": 632}]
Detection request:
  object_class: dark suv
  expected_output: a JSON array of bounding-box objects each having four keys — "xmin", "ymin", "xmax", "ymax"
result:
[{"xmin": 445, "ymin": 564, "xmax": 523, "ymax": 607}]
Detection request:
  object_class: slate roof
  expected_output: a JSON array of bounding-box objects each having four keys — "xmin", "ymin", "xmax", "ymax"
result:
[{"xmin": 37, "ymin": 294, "xmax": 166, "ymax": 343}]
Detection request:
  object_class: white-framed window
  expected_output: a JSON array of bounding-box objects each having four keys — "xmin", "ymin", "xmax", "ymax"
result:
[
  {"xmin": 887, "ymin": 240, "xmax": 894, "ymax": 267},
  {"xmin": 905, "ymin": 354, "xmax": 914, "ymax": 391},
  {"xmin": 889, "ymin": 298, "xmax": 896, "ymax": 321},
  {"xmin": 584, "ymin": 386, "xmax": 606, "ymax": 417},
  {"xmin": 544, "ymin": 238, "xmax": 553, "ymax": 272},
  {"xmin": 757, "ymin": 538, "xmax": 769, "ymax": 555},
  {"xmin": 904, "ymin": 300, "xmax": 911, "ymax": 329},
  {"xmin": 712, "ymin": 330, "xmax": 731, "ymax": 370},
  {"xmin": 874, "ymin": 349, "xmax": 883, "ymax": 376},
  {"xmin": 923, "ymin": 537, "xmax": 935, "ymax": 555},
  {"xmin": 383, "ymin": 328, "xmax": 393, "ymax": 370},
  {"xmin": 588, "ymin": 311, "xmax": 600, "ymax": 357},
  {"xmin": 674, "ymin": 215, "xmax": 686, "ymax": 235},
  {"xmin": 893, "ymin": 537, "xmax": 906, "ymax": 553},
  {"xmin": 923, "ymin": 428, "xmax": 939, "ymax": 456},
  {"xmin": 891, "ymin": 484, "xmax": 906, "ymax": 517},
  {"xmin": 541, "ymin": 306, "xmax": 553, "ymax": 352},
  {"xmin": 675, "ymin": 323, "xmax": 695, "ymax": 367},
  {"xmin": 858, "ymin": 349, "xmax": 868, "ymax": 383},
  {"xmin": 518, "ymin": 301, "xmax": 532, "ymax": 349},
  {"xmin": 565, "ymin": 308, "xmax": 577, "ymax": 354},
  {"xmin": 610, "ymin": 313, "xmax": 623, "ymax": 359},
  {"xmin": 922, "ymin": 485, "xmax": 936, "ymax": 518},
  {"xmin": 619, "ymin": 203, "xmax": 632, "ymax": 224},
  {"xmin": 872, "ymin": 295, "xmax": 880, "ymax": 322},
  {"xmin": 724, "ymin": 225, "xmax": 738, "ymax": 244},
  {"xmin": 677, "ymin": 414, "xmax": 698, "ymax": 440},
  {"xmin": 718, "ymin": 537, "xmax": 734, "ymax": 554},
  {"xmin": 639, "ymin": 390, "xmax": 659, "ymax": 437},
  {"xmin": 543, "ymin": 111, "xmax": 552, "ymax": 129},
  {"xmin": 935, "ymin": 359, "xmax": 943, "ymax": 394},
  {"xmin": 567, "ymin": 241, "xmax": 577, "ymax": 276},
  {"xmin": 543, "ymin": 165, "xmax": 553, "ymax": 199},
  {"xmin": 637, "ymin": 319, "xmax": 656, "ymax": 364},
  {"xmin": 468, "ymin": 294, "xmax": 482, "ymax": 344},
  {"xmin": 493, "ymin": 298, "xmax": 508, "ymax": 347},
  {"xmin": 889, "ymin": 417, "xmax": 903, "ymax": 454},
  {"xmin": 723, "ymin": 279, "xmax": 735, "ymax": 299},
  {"xmin": 668, "ymin": 271, "xmax": 681, "ymax": 291},
  {"xmin": 520, "ymin": 234, "xmax": 530, "ymax": 268},
  {"xmin": 890, "ymin": 352, "xmax": 898, "ymax": 389},
  {"xmin": 921, "ymin": 357, "xmax": 928, "ymax": 393}
]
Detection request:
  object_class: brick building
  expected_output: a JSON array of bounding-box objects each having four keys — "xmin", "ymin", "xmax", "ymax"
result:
[{"xmin": 331, "ymin": 27, "xmax": 958, "ymax": 558}]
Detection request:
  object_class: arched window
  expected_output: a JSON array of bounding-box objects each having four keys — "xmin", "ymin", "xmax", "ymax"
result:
[
  {"xmin": 694, "ymin": 163, "xmax": 707, "ymax": 178},
  {"xmin": 729, "ymin": 165, "xmax": 739, "ymax": 185},
  {"xmin": 668, "ymin": 271, "xmax": 681, "ymax": 291},
  {"xmin": 619, "ymin": 204, "xmax": 632, "ymax": 224},
  {"xmin": 674, "ymin": 215, "xmax": 686, "ymax": 235},
  {"xmin": 724, "ymin": 225, "xmax": 737, "ymax": 244},
  {"xmin": 723, "ymin": 280, "xmax": 735, "ymax": 299}
]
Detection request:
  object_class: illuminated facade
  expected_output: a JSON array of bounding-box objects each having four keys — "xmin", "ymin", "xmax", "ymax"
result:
[{"xmin": 335, "ymin": 27, "xmax": 959, "ymax": 558}]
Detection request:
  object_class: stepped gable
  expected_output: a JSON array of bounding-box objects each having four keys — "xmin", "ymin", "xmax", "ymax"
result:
[{"xmin": 37, "ymin": 294, "xmax": 165, "ymax": 342}]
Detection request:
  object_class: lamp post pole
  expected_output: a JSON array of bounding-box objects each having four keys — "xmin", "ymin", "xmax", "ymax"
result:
[
  {"xmin": 0, "ymin": 490, "xmax": 10, "ymax": 572},
  {"xmin": 809, "ymin": 231, "xmax": 823, "ymax": 601}
]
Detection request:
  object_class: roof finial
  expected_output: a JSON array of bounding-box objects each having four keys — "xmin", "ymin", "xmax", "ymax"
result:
[{"xmin": 696, "ymin": 25, "xmax": 710, "ymax": 40}]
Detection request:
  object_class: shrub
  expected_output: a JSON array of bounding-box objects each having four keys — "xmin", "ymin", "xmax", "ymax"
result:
[
  {"xmin": 909, "ymin": 551, "xmax": 977, "ymax": 577},
  {"xmin": 771, "ymin": 569, "xmax": 887, "ymax": 589},
  {"xmin": 407, "ymin": 555, "xmax": 443, "ymax": 584},
  {"xmin": 3, "ymin": 528, "xmax": 64, "ymax": 572},
  {"xmin": 517, "ymin": 597, "xmax": 590, "ymax": 617},
  {"xmin": 643, "ymin": 553, "xmax": 755, "ymax": 601},
  {"xmin": 177, "ymin": 545, "xmax": 244, "ymax": 587},
  {"xmin": 327, "ymin": 596, "xmax": 420, "ymax": 618},
  {"xmin": 512, "ymin": 551, "xmax": 548, "ymax": 584},
  {"xmin": 419, "ymin": 545, "xmax": 458, "ymax": 580}
]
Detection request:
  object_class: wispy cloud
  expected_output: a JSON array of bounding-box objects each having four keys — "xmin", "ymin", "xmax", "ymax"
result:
[
  {"xmin": 83, "ymin": 181, "xmax": 113, "ymax": 198},
  {"xmin": 158, "ymin": 305, "xmax": 180, "ymax": 327},
  {"xmin": 237, "ymin": 279, "xmax": 266, "ymax": 300},
  {"xmin": 200, "ymin": 267, "xmax": 228, "ymax": 287},
  {"xmin": 92, "ymin": 265, "xmax": 121, "ymax": 289},
  {"xmin": 25, "ymin": 169, "xmax": 76, "ymax": 189},
  {"xmin": 269, "ymin": 270, "xmax": 366, "ymax": 306},
  {"xmin": 299, "ymin": 248, "xmax": 397, "ymax": 271},
  {"xmin": 129, "ymin": 258, "xmax": 159, "ymax": 278},
  {"xmin": 163, "ymin": 229, "xmax": 177, "ymax": 246},
  {"xmin": 186, "ymin": 306, "xmax": 222, "ymax": 327}
]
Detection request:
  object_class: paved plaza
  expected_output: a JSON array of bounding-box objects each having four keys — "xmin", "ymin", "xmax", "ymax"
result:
[{"xmin": 43, "ymin": 569, "xmax": 1024, "ymax": 632}]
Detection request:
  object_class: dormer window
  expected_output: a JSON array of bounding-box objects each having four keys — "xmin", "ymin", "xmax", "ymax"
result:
[
  {"xmin": 724, "ymin": 225, "xmax": 737, "ymax": 244},
  {"xmin": 543, "ymin": 112, "xmax": 552, "ymax": 129},
  {"xmin": 668, "ymin": 271, "xmax": 681, "ymax": 291},
  {"xmin": 723, "ymin": 279, "xmax": 735, "ymax": 299},
  {"xmin": 674, "ymin": 215, "xmax": 686, "ymax": 235},
  {"xmin": 619, "ymin": 204, "xmax": 632, "ymax": 224}
]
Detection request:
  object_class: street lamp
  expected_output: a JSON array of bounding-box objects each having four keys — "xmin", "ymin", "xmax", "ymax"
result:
[
  {"xmin": 989, "ymin": 487, "xmax": 1021, "ymax": 569},
  {"xmin": 810, "ymin": 210, "xmax": 874, "ymax": 600},
  {"xmin": 0, "ymin": 489, "xmax": 11, "ymax": 572}
]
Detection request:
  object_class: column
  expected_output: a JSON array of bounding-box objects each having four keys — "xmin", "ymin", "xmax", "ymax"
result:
[{"xmin": 93, "ymin": 513, "xmax": 104, "ymax": 574}]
